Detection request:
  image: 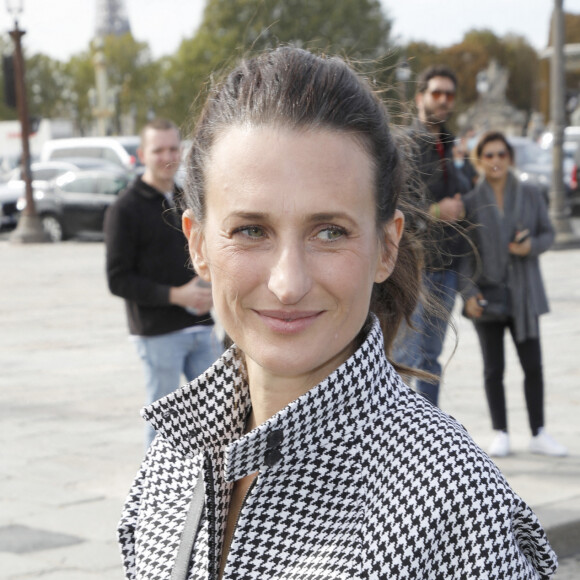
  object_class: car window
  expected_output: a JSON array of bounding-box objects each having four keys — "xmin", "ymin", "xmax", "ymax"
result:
[
  {"xmin": 32, "ymin": 167, "xmax": 69, "ymax": 181},
  {"xmin": 564, "ymin": 132, "xmax": 580, "ymax": 145},
  {"xmin": 121, "ymin": 143, "xmax": 142, "ymax": 166},
  {"xmin": 51, "ymin": 147, "xmax": 104, "ymax": 160},
  {"xmin": 6, "ymin": 167, "xmax": 22, "ymax": 181},
  {"xmin": 513, "ymin": 142, "xmax": 550, "ymax": 166},
  {"xmin": 60, "ymin": 177, "xmax": 97, "ymax": 194},
  {"xmin": 100, "ymin": 175, "xmax": 129, "ymax": 195},
  {"xmin": 102, "ymin": 149, "xmax": 123, "ymax": 167}
]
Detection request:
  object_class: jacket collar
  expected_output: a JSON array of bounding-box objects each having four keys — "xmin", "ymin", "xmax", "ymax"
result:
[
  {"xmin": 131, "ymin": 175, "xmax": 165, "ymax": 200},
  {"xmin": 131, "ymin": 175, "xmax": 181, "ymax": 200},
  {"xmin": 142, "ymin": 317, "xmax": 402, "ymax": 482}
]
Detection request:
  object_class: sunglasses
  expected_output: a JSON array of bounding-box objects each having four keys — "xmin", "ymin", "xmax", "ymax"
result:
[
  {"xmin": 428, "ymin": 89, "xmax": 456, "ymax": 102},
  {"xmin": 483, "ymin": 150, "xmax": 508, "ymax": 160}
]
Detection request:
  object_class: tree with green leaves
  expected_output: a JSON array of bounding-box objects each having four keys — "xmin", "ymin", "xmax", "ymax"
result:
[
  {"xmin": 26, "ymin": 54, "xmax": 69, "ymax": 119},
  {"xmin": 63, "ymin": 33, "xmax": 160, "ymax": 135},
  {"xmin": 159, "ymin": 0, "xmax": 395, "ymax": 127}
]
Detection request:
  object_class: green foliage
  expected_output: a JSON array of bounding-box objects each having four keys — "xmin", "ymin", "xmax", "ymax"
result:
[
  {"xmin": 161, "ymin": 0, "xmax": 395, "ymax": 127},
  {"xmin": 99, "ymin": 33, "xmax": 161, "ymax": 130},
  {"xmin": 503, "ymin": 35, "xmax": 539, "ymax": 113},
  {"xmin": 0, "ymin": 3, "xmax": 555, "ymax": 135},
  {"xmin": 26, "ymin": 54, "xmax": 68, "ymax": 119},
  {"xmin": 63, "ymin": 33, "xmax": 160, "ymax": 134},
  {"xmin": 63, "ymin": 50, "xmax": 97, "ymax": 134}
]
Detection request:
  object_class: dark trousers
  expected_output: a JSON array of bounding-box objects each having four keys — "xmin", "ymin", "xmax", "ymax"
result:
[{"xmin": 473, "ymin": 318, "xmax": 544, "ymax": 436}]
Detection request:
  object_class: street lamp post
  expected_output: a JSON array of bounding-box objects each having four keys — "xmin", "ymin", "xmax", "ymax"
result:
[
  {"xmin": 6, "ymin": 0, "xmax": 49, "ymax": 243},
  {"xmin": 550, "ymin": 0, "xmax": 577, "ymax": 246},
  {"xmin": 91, "ymin": 37, "xmax": 114, "ymax": 136}
]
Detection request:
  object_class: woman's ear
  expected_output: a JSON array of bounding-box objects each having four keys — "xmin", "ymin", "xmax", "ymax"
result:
[
  {"xmin": 375, "ymin": 209, "xmax": 405, "ymax": 284},
  {"xmin": 182, "ymin": 210, "xmax": 210, "ymax": 281}
]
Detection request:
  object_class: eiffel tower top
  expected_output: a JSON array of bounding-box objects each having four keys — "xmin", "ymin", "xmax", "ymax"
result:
[{"xmin": 95, "ymin": 0, "xmax": 131, "ymax": 38}]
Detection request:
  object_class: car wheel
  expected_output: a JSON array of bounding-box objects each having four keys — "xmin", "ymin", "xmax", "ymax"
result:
[{"xmin": 41, "ymin": 214, "xmax": 64, "ymax": 243}]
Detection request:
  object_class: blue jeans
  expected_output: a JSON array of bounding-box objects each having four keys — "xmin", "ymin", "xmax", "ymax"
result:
[
  {"xmin": 134, "ymin": 326, "xmax": 224, "ymax": 447},
  {"xmin": 393, "ymin": 269, "xmax": 457, "ymax": 406}
]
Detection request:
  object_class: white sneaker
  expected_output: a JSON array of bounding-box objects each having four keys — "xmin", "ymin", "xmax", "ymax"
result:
[
  {"xmin": 529, "ymin": 428, "xmax": 568, "ymax": 457},
  {"xmin": 489, "ymin": 431, "xmax": 510, "ymax": 457}
]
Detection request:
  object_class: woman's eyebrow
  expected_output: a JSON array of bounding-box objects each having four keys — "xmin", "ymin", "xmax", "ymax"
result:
[
  {"xmin": 309, "ymin": 212, "xmax": 353, "ymax": 222},
  {"xmin": 224, "ymin": 211, "xmax": 357, "ymax": 224},
  {"xmin": 226, "ymin": 211, "xmax": 268, "ymax": 221}
]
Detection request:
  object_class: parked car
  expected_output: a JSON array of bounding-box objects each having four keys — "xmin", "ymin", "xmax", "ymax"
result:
[
  {"xmin": 16, "ymin": 168, "xmax": 131, "ymax": 242},
  {"xmin": 40, "ymin": 136, "xmax": 140, "ymax": 172},
  {"xmin": 0, "ymin": 161, "xmax": 82, "ymax": 230},
  {"xmin": 541, "ymin": 127, "xmax": 580, "ymax": 215},
  {"xmin": 0, "ymin": 153, "xmax": 21, "ymax": 180},
  {"xmin": 540, "ymin": 125, "xmax": 580, "ymax": 150},
  {"xmin": 114, "ymin": 136, "xmax": 143, "ymax": 168},
  {"xmin": 507, "ymin": 136, "xmax": 553, "ymax": 204}
]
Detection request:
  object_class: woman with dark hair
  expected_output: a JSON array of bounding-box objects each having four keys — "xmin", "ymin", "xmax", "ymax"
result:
[
  {"xmin": 118, "ymin": 51, "xmax": 557, "ymax": 579},
  {"xmin": 461, "ymin": 130, "xmax": 567, "ymax": 459}
]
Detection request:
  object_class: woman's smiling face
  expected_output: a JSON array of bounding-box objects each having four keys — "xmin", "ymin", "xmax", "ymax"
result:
[{"xmin": 186, "ymin": 126, "xmax": 400, "ymax": 386}]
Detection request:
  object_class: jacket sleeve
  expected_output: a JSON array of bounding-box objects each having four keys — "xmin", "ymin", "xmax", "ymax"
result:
[
  {"xmin": 528, "ymin": 185, "xmax": 555, "ymax": 258},
  {"xmin": 117, "ymin": 461, "xmax": 146, "ymax": 580},
  {"xmin": 104, "ymin": 199, "xmax": 172, "ymax": 306},
  {"xmin": 511, "ymin": 499, "xmax": 559, "ymax": 579}
]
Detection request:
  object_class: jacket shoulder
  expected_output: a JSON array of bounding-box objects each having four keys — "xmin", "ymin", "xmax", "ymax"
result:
[{"xmin": 358, "ymin": 388, "xmax": 557, "ymax": 577}]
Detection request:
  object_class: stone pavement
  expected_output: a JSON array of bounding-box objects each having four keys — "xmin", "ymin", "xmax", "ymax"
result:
[{"xmin": 0, "ymin": 238, "xmax": 579, "ymax": 579}]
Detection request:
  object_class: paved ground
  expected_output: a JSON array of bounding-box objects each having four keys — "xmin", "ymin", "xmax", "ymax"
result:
[{"xmin": 0, "ymin": 236, "xmax": 579, "ymax": 579}]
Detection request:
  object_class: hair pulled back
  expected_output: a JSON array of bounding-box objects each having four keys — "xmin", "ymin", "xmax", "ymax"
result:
[{"xmin": 184, "ymin": 47, "xmax": 423, "ymax": 359}]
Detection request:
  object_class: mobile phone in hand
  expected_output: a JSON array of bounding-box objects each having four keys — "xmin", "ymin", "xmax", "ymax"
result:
[
  {"xmin": 514, "ymin": 229, "xmax": 530, "ymax": 244},
  {"xmin": 195, "ymin": 278, "xmax": 212, "ymax": 288}
]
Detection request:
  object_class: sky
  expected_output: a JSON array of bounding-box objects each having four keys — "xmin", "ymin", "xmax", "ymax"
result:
[{"xmin": 4, "ymin": 0, "xmax": 580, "ymax": 62}]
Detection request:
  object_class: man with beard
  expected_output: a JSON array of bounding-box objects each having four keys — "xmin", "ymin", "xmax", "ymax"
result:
[{"xmin": 394, "ymin": 65, "xmax": 470, "ymax": 407}]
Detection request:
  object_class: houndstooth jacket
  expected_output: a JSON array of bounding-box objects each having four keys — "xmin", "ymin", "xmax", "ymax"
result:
[{"xmin": 118, "ymin": 319, "xmax": 558, "ymax": 579}]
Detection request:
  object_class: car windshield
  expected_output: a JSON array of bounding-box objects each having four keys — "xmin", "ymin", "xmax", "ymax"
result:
[
  {"xmin": 32, "ymin": 167, "xmax": 70, "ymax": 181},
  {"xmin": 512, "ymin": 142, "xmax": 552, "ymax": 167}
]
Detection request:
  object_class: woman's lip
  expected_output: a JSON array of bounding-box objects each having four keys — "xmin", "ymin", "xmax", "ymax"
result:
[
  {"xmin": 256, "ymin": 310, "xmax": 322, "ymax": 320},
  {"xmin": 254, "ymin": 310, "xmax": 324, "ymax": 333}
]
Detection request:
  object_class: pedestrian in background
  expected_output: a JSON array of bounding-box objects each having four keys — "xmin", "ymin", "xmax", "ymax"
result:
[
  {"xmin": 453, "ymin": 128, "xmax": 479, "ymax": 188},
  {"xmin": 104, "ymin": 118, "xmax": 223, "ymax": 448},
  {"xmin": 393, "ymin": 65, "xmax": 470, "ymax": 406},
  {"xmin": 118, "ymin": 49, "xmax": 557, "ymax": 579},
  {"xmin": 460, "ymin": 130, "xmax": 567, "ymax": 458}
]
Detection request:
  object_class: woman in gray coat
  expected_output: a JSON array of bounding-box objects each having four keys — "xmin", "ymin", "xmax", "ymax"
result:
[{"xmin": 461, "ymin": 131, "xmax": 567, "ymax": 458}]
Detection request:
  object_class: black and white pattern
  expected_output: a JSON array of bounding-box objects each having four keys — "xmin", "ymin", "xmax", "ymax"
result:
[{"xmin": 118, "ymin": 319, "xmax": 558, "ymax": 579}]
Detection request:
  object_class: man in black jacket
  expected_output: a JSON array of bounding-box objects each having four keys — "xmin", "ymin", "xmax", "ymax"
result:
[
  {"xmin": 105, "ymin": 119, "xmax": 222, "ymax": 447},
  {"xmin": 394, "ymin": 66, "xmax": 469, "ymax": 407}
]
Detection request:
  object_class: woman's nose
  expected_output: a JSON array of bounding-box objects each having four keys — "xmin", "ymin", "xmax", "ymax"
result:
[{"xmin": 267, "ymin": 244, "xmax": 312, "ymax": 304}]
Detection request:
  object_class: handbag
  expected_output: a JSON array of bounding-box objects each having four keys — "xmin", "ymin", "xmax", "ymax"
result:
[{"xmin": 476, "ymin": 283, "xmax": 510, "ymax": 322}]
